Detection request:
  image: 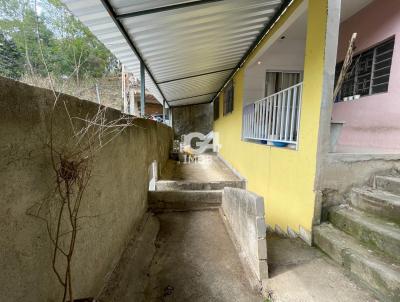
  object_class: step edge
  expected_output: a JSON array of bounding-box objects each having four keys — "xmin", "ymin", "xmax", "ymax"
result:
[
  {"xmin": 314, "ymin": 224, "xmax": 400, "ymax": 273},
  {"xmin": 329, "ymin": 206, "xmax": 400, "ymax": 237}
]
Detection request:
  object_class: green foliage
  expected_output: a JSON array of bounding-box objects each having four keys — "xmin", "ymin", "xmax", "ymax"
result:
[
  {"xmin": 0, "ymin": 32, "xmax": 23, "ymax": 78},
  {"xmin": 0, "ymin": 0, "xmax": 118, "ymax": 80}
]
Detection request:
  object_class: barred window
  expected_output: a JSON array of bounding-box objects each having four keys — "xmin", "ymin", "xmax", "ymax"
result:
[
  {"xmin": 213, "ymin": 97, "xmax": 220, "ymax": 120},
  {"xmin": 223, "ymin": 81, "xmax": 234, "ymax": 115},
  {"xmin": 335, "ymin": 37, "xmax": 395, "ymax": 102}
]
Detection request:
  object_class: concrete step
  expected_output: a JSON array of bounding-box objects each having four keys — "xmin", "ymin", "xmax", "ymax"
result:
[
  {"xmin": 148, "ymin": 190, "xmax": 222, "ymax": 212},
  {"xmin": 156, "ymin": 180, "xmax": 245, "ymax": 191},
  {"xmin": 314, "ymin": 223, "xmax": 400, "ymax": 302},
  {"xmin": 329, "ymin": 206, "xmax": 400, "ymax": 261},
  {"xmin": 350, "ymin": 187, "xmax": 400, "ymax": 223},
  {"xmin": 375, "ymin": 176, "xmax": 400, "ymax": 195}
]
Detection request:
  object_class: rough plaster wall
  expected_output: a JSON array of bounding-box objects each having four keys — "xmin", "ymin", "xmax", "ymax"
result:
[
  {"xmin": 243, "ymin": 31, "xmax": 306, "ymax": 106},
  {"xmin": 172, "ymin": 103, "xmax": 213, "ymax": 138},
  {"xmin": 0, "ymin": 77, "xmax": 173, "ymax": 301},
  {"xmin": 320, "ymin": 154, "xmax": 400, "ymax": 209}
]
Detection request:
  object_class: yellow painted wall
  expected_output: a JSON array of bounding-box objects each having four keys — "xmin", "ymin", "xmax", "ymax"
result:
[{"xmin": 214, "ymin": 0, "xmax": 328, "ymax": 236}]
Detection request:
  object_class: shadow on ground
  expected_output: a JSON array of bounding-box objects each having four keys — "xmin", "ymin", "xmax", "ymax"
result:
[
  {"xmin": 143, "ymin": 210, "xmax": 262, "ymax": 302},
  {"xmin": 266, "ymin": 234, "xmax": 378, "ymax": 302}
]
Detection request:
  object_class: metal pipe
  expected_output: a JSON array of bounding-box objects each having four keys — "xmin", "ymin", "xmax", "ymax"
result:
[
  {"xmin": 140, "ymin": 60, "xmax": 145, "ymax": 117},
  {"xmin": 99, "ymin": 0, "xmax": 168, "ymax": 106}
]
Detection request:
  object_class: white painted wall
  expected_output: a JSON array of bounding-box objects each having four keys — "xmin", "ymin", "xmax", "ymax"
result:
[
  {"xmin": 243, "ymin": 38, "xmax": 306, "ymax": 107},
  {"xmin": 243, "ymin": 10, "xmax": 307, "ymax": 107}
]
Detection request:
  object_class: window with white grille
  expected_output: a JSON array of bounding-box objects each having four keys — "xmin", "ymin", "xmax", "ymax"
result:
[
  {"xmin": 223, "ymin": 80, "xmax": 234, "ymax": 115},
  {"xmin": 242, "ymin": 82, "xmax": 303, "ymax": 147},
  {"xmin": 334, "ymin": 37, "xmax": 395, "ymax": 102}
]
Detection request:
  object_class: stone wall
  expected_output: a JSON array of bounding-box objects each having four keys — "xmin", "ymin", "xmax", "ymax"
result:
[
  {"xmin": 172, "ymin": 103, "xmax": 213, "ymax": 138},
  {"xmin": 0, "ymin": 77, "xmax": 173, "ymax": 301},
  {"xmin": 220, "ymin": 187, "xmax": 268, "ymax": 290}
]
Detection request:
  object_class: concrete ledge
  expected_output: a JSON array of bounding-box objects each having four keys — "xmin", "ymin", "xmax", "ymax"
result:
[
  {"xmin": 220, "ymin": 187, "xmax": 268, "ymax": 292},
  {"xmin": 327, "ymin": 153, "xmax": 400, "ymax": 163},
  {"xmin": 156, "ymin": 180, "xmax": 246, "ymax": 191},
  {"xmin": 148, "ymin": 190, "xmax": 222, "ymax": 212},
  {"xmin": 97, "ymin": 213, "xmax": 160, "ymax": 301},
  {"xmin": 216, "ymin": 153, "xmax": 247, "ymax": 185}
]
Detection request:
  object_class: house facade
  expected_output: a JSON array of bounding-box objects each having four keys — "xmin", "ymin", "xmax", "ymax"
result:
[
  {"xmin": 333, "ymin": 0, "xmax": 400, "ymax": 152},
  {"xmin": 213, "ymin": 0, "xmax": 332, "ymax": 242},
  {"xmin": 213, "ymin": 0, "xmax": 392, "ymax": 242},
  {"xmin": 2, "ymin": 0, "xmax": 400, "ymax": 300}
]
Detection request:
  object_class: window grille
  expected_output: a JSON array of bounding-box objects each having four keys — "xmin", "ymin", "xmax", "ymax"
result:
[
  {"xmin": 242, "ymin": 82, "xmax": 303, "ymax": 147},
  {"xmin": 213, "ymin": 97, "xmax": 220, "ymax": 120},
  {"xmin": 335, "ymin": 37, "xmax": 394, "ymax": 102},
  {"xmin": 223, "ymin": 80, "xmax": 234, "ymax": 115}
]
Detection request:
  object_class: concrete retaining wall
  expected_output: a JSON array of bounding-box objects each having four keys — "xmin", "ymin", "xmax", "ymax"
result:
[
  {"xmin": 0, "ymin": 77, "xmax": 173, "ymax": 301},
  {"xmin": 320, "ymin": 153, "xmax": 400, "ymax": 210},
  {"xmin": 220, "ymin": 187, "xmax": 268, "ymax": 290},
  {"xmin": 172, "ymin": 103, "xmax": 213, "ymax": 138}
]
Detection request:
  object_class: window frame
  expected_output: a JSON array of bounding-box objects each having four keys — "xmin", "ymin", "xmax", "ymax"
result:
[
  {"xmin": 334, "ymin": 36, "xmax": 395, "ymax": 102},
  {"xmin": 213, "ymin": 97, "xmax": 220, "ymax": 120},
  {"xmin": 223, "ymin": 80, "xmax": 234, "ymax": 115},
  {"xmin": 264, "ymin": 70, "xmax": 303, "ymax": 98}
]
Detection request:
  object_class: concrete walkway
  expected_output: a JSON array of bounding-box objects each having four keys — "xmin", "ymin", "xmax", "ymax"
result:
[
  {"xmin": 161, "ymin": 154, "xmax": 240, "ymax": 182},
  {"xmin": 267, "ymin": 234, "xmax": 378, "ymax": 302},
  {"xmin": 103, "ymin": 155, "xmax": 379, "ymax": 301},
  {"xmin": 143, "ymin": 210, "xmax": 262, "ymax": 301}
]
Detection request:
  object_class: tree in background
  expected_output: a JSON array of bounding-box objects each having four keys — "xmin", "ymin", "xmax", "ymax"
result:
[
  {"xmin": 0, "ymin": 32, "xmax": 23, "ymax": 78},
  {"xmin": 0, "ymin": 0, "xmax": 56, "ymax": 77},
  {"xmin": 0, "ymin": 0, "xmax": 118, "ymax": 82},
  {"xmin": 44, "ymin": 0, "xmax": 119, "ymax": 83}
]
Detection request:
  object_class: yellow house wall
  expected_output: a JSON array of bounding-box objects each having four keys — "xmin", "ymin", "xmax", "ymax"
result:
[{"xmin": 214, "ymin": 0, "xmax": 328, "ymax": 236}]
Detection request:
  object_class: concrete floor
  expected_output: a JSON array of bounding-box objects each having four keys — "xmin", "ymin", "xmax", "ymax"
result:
[
  {"xmin": 105, "ymin": 155, "xmax": 379, "ymax": 301},
  {"xmin": 143, "ymin": 210, "xmax": 262, "ymax": 302},
  {"xmin": 161, "ymin": 154, "xmax": 240, "ymax": 182},
  {"xmin": 267, "ymin": 234, "xmax": 378, "ymax": 302}
]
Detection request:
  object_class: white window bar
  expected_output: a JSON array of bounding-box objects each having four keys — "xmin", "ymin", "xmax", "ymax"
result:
[{"xmin": 242, "ymin": 82, "xmax": 303, "ymax": 146}]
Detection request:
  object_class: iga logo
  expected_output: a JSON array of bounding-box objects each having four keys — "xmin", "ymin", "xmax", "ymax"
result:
[{"xmin": 182, "ymin": 131, "xmax": 221, "ymax": 155}]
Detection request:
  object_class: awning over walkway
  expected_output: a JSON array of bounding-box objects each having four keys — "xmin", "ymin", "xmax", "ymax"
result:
[{"xmin": 63, "ymin": 0, "xmax": 287, "ymax": 106}]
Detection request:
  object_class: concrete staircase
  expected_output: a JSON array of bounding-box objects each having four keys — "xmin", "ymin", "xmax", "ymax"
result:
[
  {"xmin": 148, "ymin": 179, "xmax": 245, "ymax": 212},
  {"xmin": 314, "ymin": 175, "xmax": 400, "ymax": 302}
]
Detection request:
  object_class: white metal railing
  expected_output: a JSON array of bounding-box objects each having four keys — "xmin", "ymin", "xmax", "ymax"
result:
[{"xmin": 242, "ymin": 82, "xmax": 303, "ymax": 146}]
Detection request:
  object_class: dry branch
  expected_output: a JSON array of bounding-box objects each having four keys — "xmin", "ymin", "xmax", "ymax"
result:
[
  {"xmin": 26, "ymin": 2, "xmax": 136, "ymax": 301},
  {"xmin": 333, "ymin": 32, "xmax": 358, "ymax": 102}
]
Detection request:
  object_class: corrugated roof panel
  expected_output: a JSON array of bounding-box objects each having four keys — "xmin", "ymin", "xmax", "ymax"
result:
[
  {"xmin": 160, "ymin": 69, "xmax": 232, "ymax": 101},
  {"xmin": 169, "ymin": 94, "xmax": 216, "ymax": 107},
  {"xmin": 63, "ymin": 0, "xmax": 166, "ymax": 105},
  {"xmin": 62, "ymin": 0, "xmax": 285, "ymax": 107},
  {"xmin": 110, "ymin": 0, "xmax": 193, "ymax": 15}
]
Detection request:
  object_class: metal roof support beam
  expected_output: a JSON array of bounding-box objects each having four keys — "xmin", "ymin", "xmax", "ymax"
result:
[
  {"xmin": 99, "ymin": 0, "xmax": 168, "ymax": 105},
  {"xmin": 169, "ymin": 92, "xmax": 219, "ymax": 103},
  {"xmin": 157, "ymin": 68, "xmax": 235, "ymax": 84},
  {"xmin": 170, "ymin": 100, "xmax": 213, "ymax": 108},
  {"xmin": 211, "ymin": 0, "xmax": 293, "ymax": 103},
  {"xmin": 116, "ymin": 0, "xmax": 224, "ymax": 20},
  {"xmin": 140, "ymin": 60, "xmax": 145, "ymax": 117},
  {"xmin": 163, "ymin": 99, "xmax": 166, "ymax": 122}
]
